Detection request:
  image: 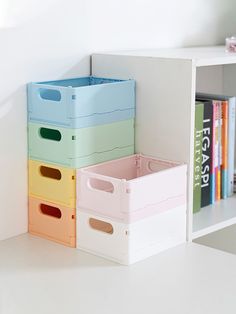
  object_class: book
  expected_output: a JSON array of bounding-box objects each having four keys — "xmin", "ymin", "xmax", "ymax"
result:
[
  {"xmin": 216, "ymin": 101, "xmax": 221, "ymax": 201},
  {"xmin": 193, "ymin": 102, "xmax": 203, "ymax": 213},
  {"xmin": 221, "ymin": 100, "xmax": 228, "ymax": 199},
  {"xmin": 197, "ymin": 93, "xmax": 235, "ymax": 198},
  {"xmin": 228, "ymin": 98, "xmax": 236, "ymax": 196},
  {"xmin": 196, "ymin": 95, "xmax": 217, "ymax": 204},
  {"xmin": 195, "ymin": 99, "xmax": 213, "ymax": 207},
  {"xmin": 212, "ymin": 101, "xmax": 218, "ymax": 204}
]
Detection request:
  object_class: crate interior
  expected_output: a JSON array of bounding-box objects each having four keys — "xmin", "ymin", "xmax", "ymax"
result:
[
  {"xmin": 86, "ymin": 155, "xmax": 179, "ymax": 181},
  {"xmin": 38, "ymin": 77, "xmax": 122, "ymax": 88}
]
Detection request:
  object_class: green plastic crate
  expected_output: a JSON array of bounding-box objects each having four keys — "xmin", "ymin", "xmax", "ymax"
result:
[{"xmin": 28, "ymin": 119, "xmax": 134, "ymax": 168}]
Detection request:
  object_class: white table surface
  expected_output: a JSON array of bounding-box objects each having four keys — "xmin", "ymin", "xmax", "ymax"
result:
[{"xmin": 0, "ymin": 234, "xmax": 236, "ymax": 314}]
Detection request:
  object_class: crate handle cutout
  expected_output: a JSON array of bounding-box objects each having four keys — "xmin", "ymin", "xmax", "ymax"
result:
[
  {"xmin": 40, "ymin": 166, "xmax": 62, "ymax": 180},
  {"xmin": 40, "ymin": 203, "xmax": 62, "ymax": 219},
  {"xmin": 89, "ymin": 218, "xmax": 114, "ymax": 234},
  {"xmin": 39, "ymin": 88, "xmax": 61, "ymax": 102},
  {"xmin": 88, "ymin": 178, "xmax": 114, "ymax": 193},
  {"xmin": 39, "ymin": 127, "xmax": 62, "ymax": 141},
  {"xmin": 148, "ymin": 161, "xmax": 170, "ymax": 173}
]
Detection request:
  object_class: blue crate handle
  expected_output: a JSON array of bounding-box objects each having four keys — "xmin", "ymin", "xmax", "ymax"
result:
[
  {"xmin": 32, "ymin": 83, "xmax": 71, "ymax": 103},
  {"xmin": 38, "ymin": 88, "xmax": 62, "ymax": 102},
  {"xmin": 28, "ymin": 83, "xmax": 74, "ymax": 126}
]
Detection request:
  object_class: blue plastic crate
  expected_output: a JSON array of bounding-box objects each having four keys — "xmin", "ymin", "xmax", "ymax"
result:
[{"xmin": 28, "ymin": 76, "xmax": 135, "ymax": 128}]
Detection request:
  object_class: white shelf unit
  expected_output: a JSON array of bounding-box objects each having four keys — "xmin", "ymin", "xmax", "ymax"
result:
[{"xmin": 92, "ymin": 46, "xmax": 236, "ymax": 241}]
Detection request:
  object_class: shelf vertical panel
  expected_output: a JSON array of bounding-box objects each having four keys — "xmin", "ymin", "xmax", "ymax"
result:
[{"xmin": 92, "ymin": 54, "xmax": 195, "ymax": 241}]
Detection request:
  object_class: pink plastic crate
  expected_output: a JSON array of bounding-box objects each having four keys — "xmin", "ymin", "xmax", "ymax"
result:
[{"xmin": 77, "ymin": 154, "xmax": 187, "ymax": 223}]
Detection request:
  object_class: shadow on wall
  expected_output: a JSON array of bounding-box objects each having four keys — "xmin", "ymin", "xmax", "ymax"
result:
[
  {"xmin": 87, "ymin": 0, "xmax": 236, "ymax": 52},
  {"xmin": 0, "ymin": 52, "xmax": 88, "ymax": 241},
  {"xmin": 0, "ymin": 53, "xmax": 88, "ymax": 118},
  {"xmin": 0, "ymin": 0, "xmax": 90, "ymax": 101},
  {"xmin": 181, "ymin": 0, "xmax": 236, "ymax": 47},
  {"xmin": 0, "ymin": 86, "xmax": 28, "ymax": 240},
  {"xmin": 0, "ymin": 0, "xmax": 62, "ymax": 27},
  {"xmin": 59, "ymin": 57, "xmax": 91, "ymax": 80}
]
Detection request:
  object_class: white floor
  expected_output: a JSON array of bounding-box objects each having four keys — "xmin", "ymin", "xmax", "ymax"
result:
[{"xmin": 1, "ymin": 234, "xmax": 236, "ymax": 314}]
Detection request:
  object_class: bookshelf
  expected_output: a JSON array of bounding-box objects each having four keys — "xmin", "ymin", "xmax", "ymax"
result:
[{"xmin": 92, "ymin": 46, "xmax": 236, "ymax": 241}]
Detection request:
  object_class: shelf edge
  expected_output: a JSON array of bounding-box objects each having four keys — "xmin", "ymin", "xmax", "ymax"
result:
[{"xmin": 192, "ymin": 217, "xmax": 236, "ymax": 239}]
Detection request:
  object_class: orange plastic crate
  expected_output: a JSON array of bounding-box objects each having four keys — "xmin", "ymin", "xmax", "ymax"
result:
[{"xmin": 29, "ymin": 197, "xmax": 76, "ymax": 247}]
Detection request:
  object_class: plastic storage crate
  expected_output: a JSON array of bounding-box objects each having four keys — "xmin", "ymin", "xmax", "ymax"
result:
[
  {"xmin": 77, "ymin": 205, "xmax": 186, "ymax": 265},
  {"xmin": 77, "ymin": 154, "xmax": 187, "ymax": 223},
  {"xmin": 29, "ymin": 197, "xmax": 76, "ymax": 247},
  {"xmin": 28, "ymin": 119, "xmax": 134, "ymax": 168},
  {"xmin": 28, "ymin": 160, "xmax": 76, "ymax": 208},
  {"xmin": 28, "ymin": 76, "xmax": 135, "ymax": 128}
]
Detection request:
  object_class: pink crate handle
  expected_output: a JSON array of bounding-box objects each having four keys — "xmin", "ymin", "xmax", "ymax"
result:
[
  {"xmin": 144, "ymin": 158, "xmax": 179, "ymax": 173},
  {"xmin": 87, "ymin": 177, "xmax": 115, "ymax": 194},
  {"xmin": 79, "ymin": 171, "xmax": 122, "ymax": 194}
]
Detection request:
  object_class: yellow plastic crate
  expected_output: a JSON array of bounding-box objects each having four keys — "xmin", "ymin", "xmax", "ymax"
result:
[{"xmin": 28, "ymin": 160, "xmax": 76, "ymax": 208}]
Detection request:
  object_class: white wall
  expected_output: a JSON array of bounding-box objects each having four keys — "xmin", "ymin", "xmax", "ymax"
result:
[
  {"xmin": 1, "ymin": 0, "xmax": 236, "ymax": 240},
  {"xmin": 88, "ymin": 0, "xmax": 236, "ymax": 51}
]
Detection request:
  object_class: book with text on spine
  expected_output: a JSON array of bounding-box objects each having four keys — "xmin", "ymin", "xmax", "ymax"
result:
[
  {"xmin": 197, "ymin": 93, "xmax": 235, "ymax": 198},
  {"xmin": 196, "ymin": 98, "xmax": 213, "ymax": 207},
  {"xmin": 193, "ymin": 102, "xmax": 203, "ymax": 213},
  {"xmin": 196, "ymin": 94, "xmax": 217, "ymax": 204}
]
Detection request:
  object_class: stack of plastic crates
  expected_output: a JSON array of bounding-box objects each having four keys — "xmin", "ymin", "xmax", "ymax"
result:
[{"xmin": 27, "ymin": 76, "xmax": 135, "ymax": 247}]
